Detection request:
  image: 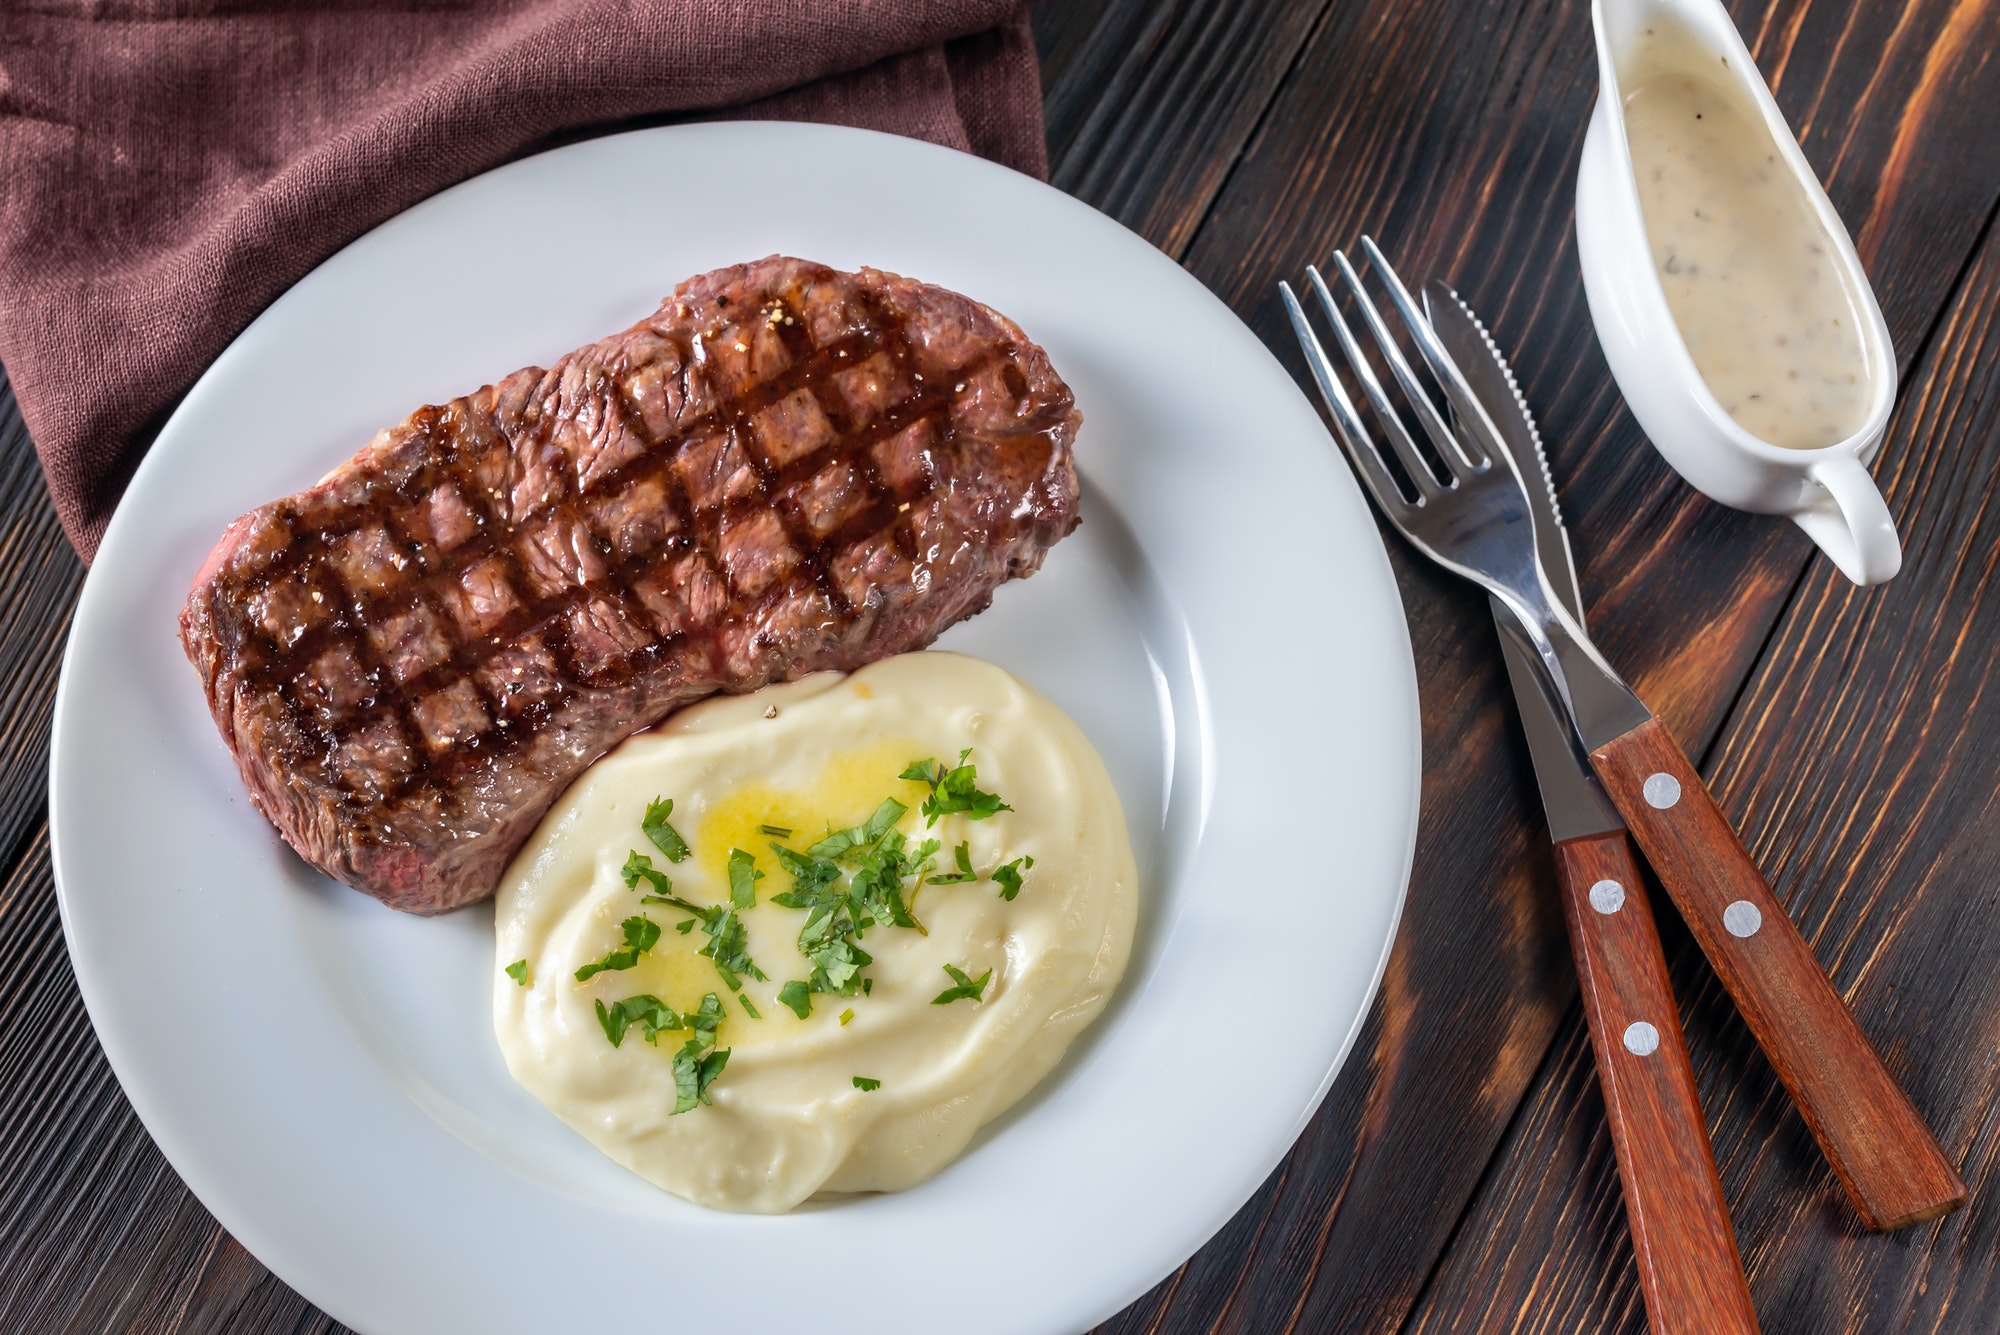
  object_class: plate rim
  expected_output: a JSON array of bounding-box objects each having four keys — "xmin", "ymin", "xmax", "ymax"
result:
[{"xmin": 49, "ymin": 118, "xmax": 1420, "ymax": 1334}]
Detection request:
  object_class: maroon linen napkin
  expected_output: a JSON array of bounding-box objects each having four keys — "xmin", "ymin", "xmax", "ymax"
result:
[{"xmin": 0, "ymin": 1, "xmax": 1047, "ymax": 562}]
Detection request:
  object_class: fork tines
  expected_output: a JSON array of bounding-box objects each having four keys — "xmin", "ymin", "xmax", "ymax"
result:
[{"xmin": 1280, "ymin": 237, "xmax": 1492, "ymax": 516}]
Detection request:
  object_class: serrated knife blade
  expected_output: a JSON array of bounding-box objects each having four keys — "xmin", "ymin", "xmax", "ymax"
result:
[
  {"xmin": 1423, "ymin": 283, "xmax": 1621, "ymax": 842},
  {"xmin": 1407, "ymin": 281, "xmax": 1763, "ymax": 1327},
  {"xmin": 1425, "ymin": 282, "xmax": 1582, "ymax": 619},
  {"xmin": 1292, "ymin": 248, "xmax": 1965, "ymax": 1238}
]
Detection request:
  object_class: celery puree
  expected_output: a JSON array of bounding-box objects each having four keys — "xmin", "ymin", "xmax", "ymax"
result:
[
  {"xmin": 1623, "ymin": 25, "xmax": 1874, "ymax": 449},
  {"xmin": 493, "ymin": 652, "xmax": 1136, "ymax": 1213}
]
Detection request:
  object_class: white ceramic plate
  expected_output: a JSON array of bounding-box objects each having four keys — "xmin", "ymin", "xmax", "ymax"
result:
[{"xmin": 50, "ymin": 123, "xmax": 1418, "ymax": 1335}]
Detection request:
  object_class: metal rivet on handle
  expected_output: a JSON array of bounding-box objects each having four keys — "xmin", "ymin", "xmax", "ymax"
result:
[
  {"xmin": 1643, "ymin": 772, "xmax": 1682, "ymax": 809},
  {"xmin": 1623, "ymin": 1021, "xmax": 1660, "ymax": 1056},
  {"xmin": 1723, "ymin": 900, "xmax": 1763, "ymax": 938},
  {"xmin": 1589, "ymin": 879, "xmax": 1626, "ymax": 914}
]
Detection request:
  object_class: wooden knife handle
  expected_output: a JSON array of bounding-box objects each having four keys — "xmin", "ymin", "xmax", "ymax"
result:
[
  {"xmin": 1591, "ymin": 717, "xmax": 1967, "ymax": 1230},
  {"xmin": 1556, "ymin": 831, "xmax": 1759, "ymax": 1335}
]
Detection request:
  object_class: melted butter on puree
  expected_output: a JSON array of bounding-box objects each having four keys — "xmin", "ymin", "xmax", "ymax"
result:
[{"xmin": 493, "ymin": 652, "xmax": 1137, "ymax": 1212}]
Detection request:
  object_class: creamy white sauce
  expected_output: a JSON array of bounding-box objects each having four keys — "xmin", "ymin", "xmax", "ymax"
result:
[
  {"xmin": 1622, "ymin": 25, "xmax": 1873, "ymax": 449},
  {"xmin": 493, "ymin": 651, "xmax": 1137, "ymax": 1213}
]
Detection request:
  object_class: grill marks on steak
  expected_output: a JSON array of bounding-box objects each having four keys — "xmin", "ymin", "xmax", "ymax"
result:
[{"xmin": 180, "ymin": 257, "xmax": 1081, "ymax": 914}]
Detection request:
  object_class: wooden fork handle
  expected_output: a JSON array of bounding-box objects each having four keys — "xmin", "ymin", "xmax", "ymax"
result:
[
  {"xmin": 1556, "ymin": 830, "xmax": 1759, "ymax": 1334},
  {"xmin": 1591, "ymin": 717, "xmax": 1967, "ymax": 1231}
]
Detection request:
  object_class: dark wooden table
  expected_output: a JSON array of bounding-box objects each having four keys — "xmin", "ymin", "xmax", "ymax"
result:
[{"xmin": 5, "ymin": 1, "xmax": 1999, "ymax": 1330}]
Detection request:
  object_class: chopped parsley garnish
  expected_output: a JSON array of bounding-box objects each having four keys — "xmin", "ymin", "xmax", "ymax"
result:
[
  {"xmin": 770, "ymin": 843, "xmax": 841, "ymax": 901},
  {"xmin": 701, "ymin": 907, "xmax": 764, "ymax": 989},
  {"xmin": 671, "ymin": 993, "xmax": 729, "ymax": 1113},
  {"xmin": 595, "ymin": 993, "xmax": 682, "ymax": 1047},
  {"xmin": 992, "ymin": 855, "xmax": 1035, "ymax": 901},
  {"xmin": 621, "ymin": 849, "xmax": 671, "ymax": 895},
  {"xmin": 687, "ymin": 990, "xmax": 724, "ymax": 1037},
  {"xmin": 643, "ymin": 797, "xmax": 691, "ymax": 863},
  {"xmin": 504, "ymin": 958, "xmax": 531, "ymax": 987},
  {"xmin": 771, "ymin": 821, "xmax": 941, "ymax": 997},
  {"xmin": 931, "ymin": 963, "xmax": 993, "ymax": 1005},
  {"xmin": 594, "ymin": 991, "xmax": 729, "ymax": 1110},
  {"xmin": 675, "ymin": 1043, "xmax": 731, "ymax": 1112},
  {"xmin": 753, "ymin": 756, "xmax": 1025, "ymax": 1014},
  {"xmin": 852, "ymin": 1076, "xmax": 881, "ymax": 1092},
  {"xmin": 811, "ymin": 934, "xmax": 872, "ymax": 994},
  {"xmin": 847, "ymin": 835, "xmax": 924, "ymax": 931},
  {"xmin": 641, "ymin": 892, "xmax": 767, "ymax": 990},
  {"xmin": 770, "ymin": 848, "xmax": 864, "ymax": 995},
  {"xmin": 926, "ymin": 840, "xmax": 979, "ymax": 885},
  {"xmin": 902, "ymin": 750, "xmax": 1011, "ymax": 826},
  {"xmin": 727, "ymin": 848, "xmax": 764, "ymax": 909},
  {"xmin": 735, "ymin": 991, "xmax": 761, "ymax": 1019},
  {"xmin": 806, "ymin": 798, "xmax": 907, "ymax": 860},
  {"xmin": 574, "ymin": 915, "xmax": 661, "ymax": 981}
]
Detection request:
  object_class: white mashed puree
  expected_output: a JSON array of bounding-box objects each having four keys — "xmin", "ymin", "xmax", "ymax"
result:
[{"xmin": 493, "ymin": 651, "xmax": 1137, "ymax": 1213}]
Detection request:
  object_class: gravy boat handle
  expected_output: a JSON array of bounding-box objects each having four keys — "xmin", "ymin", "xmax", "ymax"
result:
[{"xmin": 1795, "ymin": 456, "xmax": 1903, "ymax": 586}]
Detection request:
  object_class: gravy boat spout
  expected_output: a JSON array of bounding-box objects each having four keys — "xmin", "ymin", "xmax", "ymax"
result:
[{"xmin": 1576, "ymin": 0, "xmax": 1901, "ymax": 585}]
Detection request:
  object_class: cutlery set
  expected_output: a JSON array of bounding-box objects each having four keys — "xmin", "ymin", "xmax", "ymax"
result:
[{"xmin": 1282, "ymin": 241, "xmax": 1965, "ymax": 1334}]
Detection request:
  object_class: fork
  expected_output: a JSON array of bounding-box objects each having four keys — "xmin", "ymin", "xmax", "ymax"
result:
[
  {"xmin": 1281, "ymin": 239, "xmax": 1965, "ymax": 1233},
  {"xmin": 1287, "ymin": 251, "xmax": 1757, "ymax": 1333}
]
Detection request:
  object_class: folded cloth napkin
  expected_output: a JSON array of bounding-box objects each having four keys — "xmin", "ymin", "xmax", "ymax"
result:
[{"xmin": 0, "ymin": 0, "xmax": 1046, "ymax": 561}]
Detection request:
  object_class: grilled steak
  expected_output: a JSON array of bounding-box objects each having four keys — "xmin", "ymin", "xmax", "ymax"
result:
[{"xmin": 180, "ymin": 257, "xmax": 1081, "ymax": 914}]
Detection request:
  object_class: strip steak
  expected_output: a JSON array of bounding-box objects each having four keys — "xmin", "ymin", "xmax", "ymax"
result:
[{"xmin": 179, "ymin": 257, "xmax": 1081, "ymax": 914}]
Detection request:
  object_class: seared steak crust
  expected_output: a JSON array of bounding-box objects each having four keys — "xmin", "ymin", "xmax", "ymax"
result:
[{"xmin": 180, "ymin": 257, "xmax": 1081, "ymax": 914}]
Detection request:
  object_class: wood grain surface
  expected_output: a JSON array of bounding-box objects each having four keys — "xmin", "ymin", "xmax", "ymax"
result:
[
  {"xmin": 1408, "ymin": 172, "xmax": 2000, "ymax": 1335},
  {"xmin": 1096, "ymin": 0, "xmax": 2000, "ymax": 1324},
  {"xmin": 2, "ymin": 0, "xmax": 1999, "ymax": 1330}
]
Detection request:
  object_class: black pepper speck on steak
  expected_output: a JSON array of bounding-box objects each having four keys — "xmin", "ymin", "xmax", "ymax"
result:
[{"xmin": 179, "ymin": 257, "xmax": 1081, "ymax": 914}]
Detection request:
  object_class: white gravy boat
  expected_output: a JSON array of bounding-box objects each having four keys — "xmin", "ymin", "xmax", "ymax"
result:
[{"xmin": 1576, "ymin": 0, "xmax": 1901, "ymax": 585}]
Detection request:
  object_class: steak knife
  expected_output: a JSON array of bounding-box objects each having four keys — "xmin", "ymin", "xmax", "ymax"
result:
[
  {"xmin": 1429, "ymin": 287, "xmax": 1758, "ymax": 1333},
  {"xmin": 1289, "ymin": 240, "xmax": 1964, "ymax": 1233},
  {"xmin": 1406, "ymin": 277, "xmax": 1965, "ymax": 1233}
]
